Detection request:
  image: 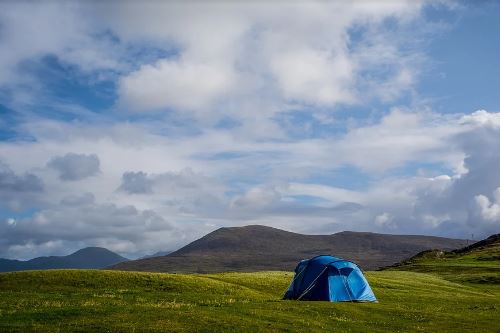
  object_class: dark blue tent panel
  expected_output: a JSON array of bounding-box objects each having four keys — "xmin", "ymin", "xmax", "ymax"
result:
[{"xmin": 283, "ymin": 255, "xmax": 377, "ymax": 302}]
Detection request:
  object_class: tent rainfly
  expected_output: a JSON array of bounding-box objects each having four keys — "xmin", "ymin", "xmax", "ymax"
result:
[{"xmin": 283, "ymin": 255, "xmax": 377, "ymax": 302}]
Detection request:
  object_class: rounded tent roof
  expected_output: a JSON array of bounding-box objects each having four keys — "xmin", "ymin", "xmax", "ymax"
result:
[
  {"xmin": 294, "ymin": 255, "xmax": 365, "ymax": 276},
  {"xmin": 305, "ymin": 255, "xmax": 364, "ymax": 268},
  {"xmin": 308, "ymin": 255, "xmax": 342, "ymax": 265}
]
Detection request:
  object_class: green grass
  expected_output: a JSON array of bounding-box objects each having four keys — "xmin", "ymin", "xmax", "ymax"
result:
[
  {"xmin": 0, "ymin": 268, "xmax": 498, "ymax": 332},
  {"xmin": 386, "ymin": 238, "xmax": 500, "ymax": 288}
]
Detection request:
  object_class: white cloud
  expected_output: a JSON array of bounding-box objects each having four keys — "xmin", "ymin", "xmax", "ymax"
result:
[
  {"xmin": 231, "ymin": 185, "xmax": 282, "ymax": 210},
  {"xmin": 324, "ymin": 108, "xmax": 465, "ymax": 173},
  {"xmin": 461, "ymin": 109, "xmax": 500, "ymax": 129},
  {"xmin": 119, "ymin": 59, "xmax": 234, "ymax": 111},
  {"xmin": 374, "ymin": 213, "xmax": 395, "ymax": 229},
  {"xmin": 90, "ymin": 1, "xmax": 428, "ymax": 117},
  {"xmin": 475, "ymin": 188, "xmax": 500, "ymax": 222},
  {"xmin": 269, "ymin": 48, "xmax": 355, "ymax": 105}
]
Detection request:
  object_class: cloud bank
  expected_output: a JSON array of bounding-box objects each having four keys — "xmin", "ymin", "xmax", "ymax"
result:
[
  {"xmin": 1, "ymin": 109, "xmax": 499, "ymax": 259},
  {"xmin": 0, "ymin": 1, "xmax": 498, "ymax": 259}
]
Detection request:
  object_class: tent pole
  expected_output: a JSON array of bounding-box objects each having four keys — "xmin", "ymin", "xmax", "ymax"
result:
[{"xmin": 282, "ymin": 265, "xmax": 308, "ymax": 299}]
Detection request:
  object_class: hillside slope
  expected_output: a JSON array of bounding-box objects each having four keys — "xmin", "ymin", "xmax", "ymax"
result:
[
  {"xmin": 0, "ymin": 247, "xmax": 129, "ymax": 272},
  {"xmin": 111, "ymin": 225, "xmax": 468, "ymax": 272},
  {"xmin": 384, "ymin": 233, "xmax": 500, "ymax": 284}
]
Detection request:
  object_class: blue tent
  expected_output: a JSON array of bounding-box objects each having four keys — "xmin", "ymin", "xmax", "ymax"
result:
[{"xmin": 283, "ymin": 255, "xmax": 377, "ymax": 302}]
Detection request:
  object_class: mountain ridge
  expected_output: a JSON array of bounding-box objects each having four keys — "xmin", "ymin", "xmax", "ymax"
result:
[
  {"xmin": 0, "ymin": 247, "xmax": 129, "ymax": 272},
  {"xmin": 111, "ymin": 225, "xmax": 469, "ymax": 272}
]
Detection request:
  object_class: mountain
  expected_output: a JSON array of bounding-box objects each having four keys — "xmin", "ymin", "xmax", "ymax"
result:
[
  {"xmin": 0, "ymin": 247, "xmax": 129, "ymax": 272},
  {"xmin": 110, "ymin": 225, "xmax": 469, "ymax": 273}
]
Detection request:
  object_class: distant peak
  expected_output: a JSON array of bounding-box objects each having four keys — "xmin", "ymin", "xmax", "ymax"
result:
[
  {"xmin": 219, "ymin": 224, "xmax": 292, "ymax": 232},
  {"xmin": 69, "ymin": 247, "xmax": 128, "ymax": 260},
  {"xmin": 236, "ymin": 225, "xmax": 282, "ymax": 231},
  {"xmin": 72, "ymin": 247, "xmax": 112, "ymax": 254},
  {"xmin": 209, "ymin": 225, "xmax": 299, "ymax": 237}
]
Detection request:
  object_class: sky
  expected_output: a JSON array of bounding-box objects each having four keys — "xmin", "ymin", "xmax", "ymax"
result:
[{"xmin": 1, "ymin": 0, "xmax": 500, "ymax": 259}]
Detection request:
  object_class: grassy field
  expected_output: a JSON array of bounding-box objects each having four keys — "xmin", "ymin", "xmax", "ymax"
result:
[{"xmin": 0, "ymin": 267, "xmax": 498, "ymax": 332}]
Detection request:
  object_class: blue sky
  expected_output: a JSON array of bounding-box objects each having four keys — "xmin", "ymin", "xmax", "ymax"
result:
[
  {"xmin": 419, "ymin": 2, "xmax": 500, "ymax": 114},
  {"xmin": 0, "ymin": 1, "xmax": 499, "ymax": 259}
]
